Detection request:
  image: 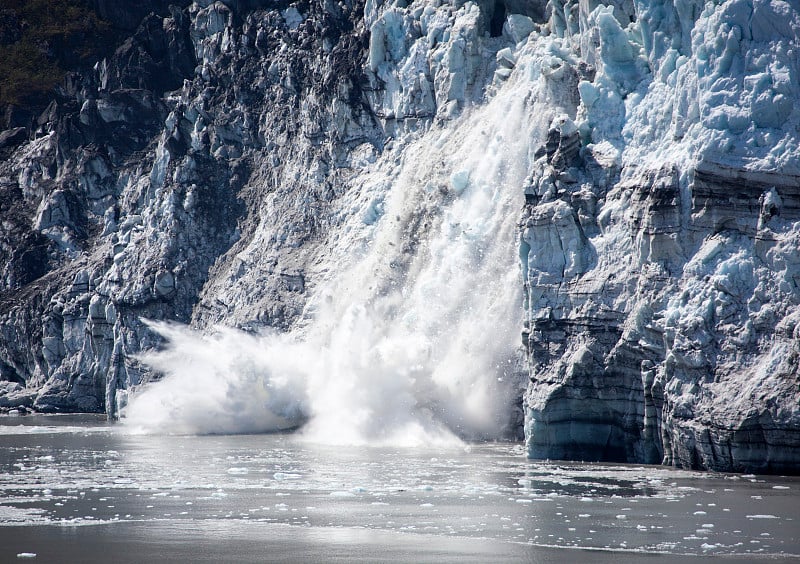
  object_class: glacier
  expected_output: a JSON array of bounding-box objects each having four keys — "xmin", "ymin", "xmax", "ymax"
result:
[{"xmin": 0, "ymin": 0, "xmax": 798, "ymax": 473}]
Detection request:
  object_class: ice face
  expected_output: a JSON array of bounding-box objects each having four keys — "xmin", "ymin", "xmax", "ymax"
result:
[{"xmin": 523, "ymin": 0, "xmax": 800, "ymax": 469}]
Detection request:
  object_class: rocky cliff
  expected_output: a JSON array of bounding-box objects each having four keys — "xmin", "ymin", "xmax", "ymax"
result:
[{"xmin": 0, "ymin": 0, "xmax": 798, "ymax": 473}]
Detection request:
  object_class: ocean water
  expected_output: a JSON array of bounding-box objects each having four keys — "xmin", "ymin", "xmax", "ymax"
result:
[{"xmin": 1, "ymin": 414, "xmax": 798, "ymax": 563}]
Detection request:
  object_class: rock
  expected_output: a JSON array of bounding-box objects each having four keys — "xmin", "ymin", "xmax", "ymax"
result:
[
  {"xmin": 153, "ymin": 270, "xmax": 176, "ymax": 298},
  {"xmin": 0, "ymin": 127, "xmax": 27, "ymax": 150},
  {"xmin": 0, "ymin": 9, "xmax": 23, "ymax": 45},
  {"xmin": 87, "ymin": 0, "xmax": 173, "ymax": 31}
]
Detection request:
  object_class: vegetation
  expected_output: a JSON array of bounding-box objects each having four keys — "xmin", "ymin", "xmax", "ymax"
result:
[{"xmin": 0, "ymin": 0, "xmax": 112, "ymax": 107}]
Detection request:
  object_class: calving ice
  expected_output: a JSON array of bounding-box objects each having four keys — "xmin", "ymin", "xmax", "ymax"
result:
[
  {"xmin": 0, "ymin": 0, "xmax": 798, "ymax": 474},
  {"xmin": 123, "ymin": 20, "xmax": 564, "ymax": 443}
]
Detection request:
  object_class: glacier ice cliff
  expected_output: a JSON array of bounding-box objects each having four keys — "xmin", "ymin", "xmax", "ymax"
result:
[
  {"xmin": 0, "ymin": 0, "xmax": 798, "ymax": 473},
  {"xmin": 521, "ymin": 0, "xmax": 800, "ymax": 473}
]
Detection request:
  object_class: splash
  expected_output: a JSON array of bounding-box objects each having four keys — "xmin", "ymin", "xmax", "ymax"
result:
[{"xmin": 123, "ymin": 51, "xmax": 548, "ymax": 446}]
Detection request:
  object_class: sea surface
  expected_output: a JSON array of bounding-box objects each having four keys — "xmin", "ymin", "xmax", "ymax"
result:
[{"xmin": 0, "ymin": 414, "xmax": 798, "ymax": 563}]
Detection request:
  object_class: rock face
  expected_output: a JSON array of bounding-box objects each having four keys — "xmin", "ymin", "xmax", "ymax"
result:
[{"xmin": 0, "ymin": 0, "xmax": 798, "ymax": 473}]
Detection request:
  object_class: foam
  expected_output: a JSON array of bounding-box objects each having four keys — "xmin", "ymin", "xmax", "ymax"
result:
[{"xmin": 121, "ymin": 41, "xmax": 548, "ymax": 446}]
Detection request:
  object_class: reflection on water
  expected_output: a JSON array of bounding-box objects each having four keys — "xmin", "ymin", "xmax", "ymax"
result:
[{"xmin": 0, "ymin": 415, "xmax": 798, "ymax": 563}]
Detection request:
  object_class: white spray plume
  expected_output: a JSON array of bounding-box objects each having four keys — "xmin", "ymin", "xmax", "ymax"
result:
[{"xmin": 123, "ymin": 53, "xmax": 548, "ymax": 446}]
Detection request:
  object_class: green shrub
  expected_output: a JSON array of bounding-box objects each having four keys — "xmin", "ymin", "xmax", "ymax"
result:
[{"xmin": 0, "ymin": 0, "xmax": 112, "ymax": 107}]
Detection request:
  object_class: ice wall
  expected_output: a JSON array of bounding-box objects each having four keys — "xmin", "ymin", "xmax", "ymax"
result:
[{"xmin": 522, "ymin": 0, "xmax": 800, "ymax": 473}]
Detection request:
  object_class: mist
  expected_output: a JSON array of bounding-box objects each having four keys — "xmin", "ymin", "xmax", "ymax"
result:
[{"xmin": 122, "ymin": 61, "xmax": 545, "ymax": 446}]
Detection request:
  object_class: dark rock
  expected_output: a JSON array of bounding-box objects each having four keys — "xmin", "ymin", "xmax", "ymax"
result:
[
  {"xmin": 0, "ymin": 127, "xmax": 27, "ymax": 149},
  {"xmin": 0, "ymin": 9, "xmax": 24, "ymax": 46},
  {"xmin": 88, "ymin": 1, "xmax": 179, "ymax": 31}
]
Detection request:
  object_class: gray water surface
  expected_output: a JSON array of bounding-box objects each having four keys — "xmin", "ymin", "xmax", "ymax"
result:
[{"xmin": 1, "ymin": 415, "xmax": 797, "ymax": 562}]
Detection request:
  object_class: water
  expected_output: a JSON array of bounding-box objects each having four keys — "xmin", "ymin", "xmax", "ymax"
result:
[{"xmin": 1, "ymin": 415, "xmax": 798, "ymax": 562}]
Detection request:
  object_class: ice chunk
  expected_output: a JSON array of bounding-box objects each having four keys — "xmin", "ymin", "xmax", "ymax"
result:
[
  {"xmin": 496, "ymin": 48, "xmax": 517, "ymax": 69},
  {"xmin": 503, "ymin": 14, "xmax": 535, "ymax": 45},
  {"xmin": 281, "ymin": 7, "xmax": 304, "ymax": 30},
  {"xmin": 495, "ymin": 67, "xmax": 513, "ymax": 82},
  {"xmin": 593, "ymin": 6, "xmax": 640, "ymax": 92},
  {"xmin": 369, "ymin": 10, "xmax": 407, "ymax": 72},
  {"xmin": 363, "ymin": 197, "xmax": 385, "ymax": 225},
  {"xmin": 752, "ymin": 91, "xmax": 792, "ymax": 129},
  {"xmin": 449, "ymin": 170, "xmax": 470, "ymax": 195},
  {"xmin": 368, "ymin": 21, "xmax": 386, "ymax": 71}
]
